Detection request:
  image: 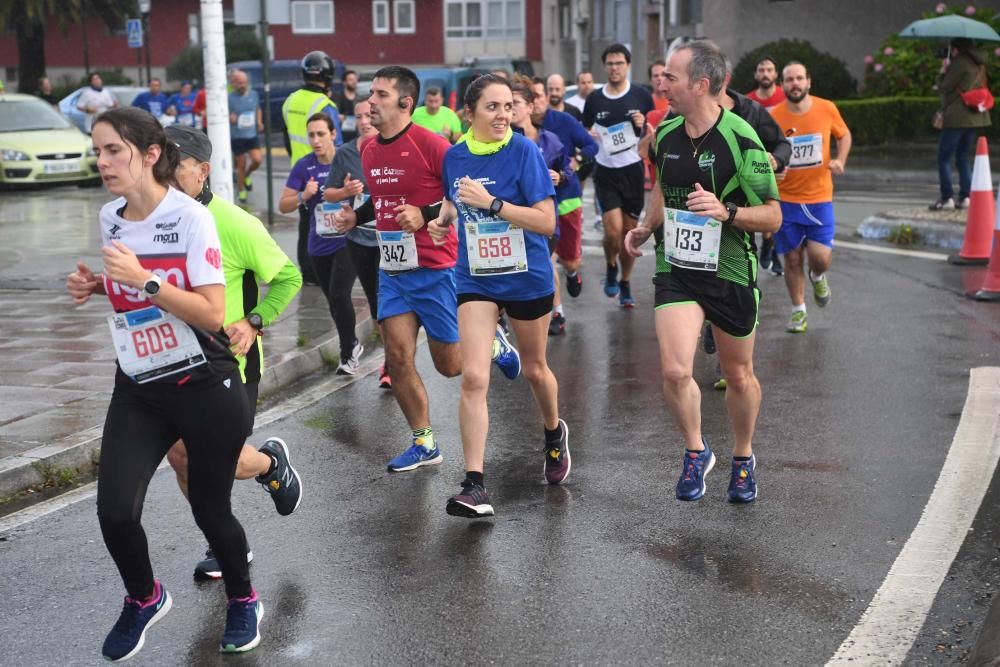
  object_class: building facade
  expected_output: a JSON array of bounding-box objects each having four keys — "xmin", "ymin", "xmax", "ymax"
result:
[
  {"xmin": 540, "ymin": 0, "xmax": 952, "ymax": 91},
  {"xmin": 0, "ymin": 0, "xmax": 543, "ymax": 88}
]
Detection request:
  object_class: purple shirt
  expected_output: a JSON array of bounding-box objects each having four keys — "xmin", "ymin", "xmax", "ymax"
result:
[{"xmin": 286, "ymin": 153, "xmax": 345, "ymax": 256}]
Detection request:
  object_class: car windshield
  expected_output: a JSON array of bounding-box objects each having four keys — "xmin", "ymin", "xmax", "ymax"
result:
[
  {"xmin": 112, "ymin": 90, "xmax": 140, "ymax": 106},
  {"xmin": 0, "ymin": 99, "xmax": 73, "ymax": 132}
]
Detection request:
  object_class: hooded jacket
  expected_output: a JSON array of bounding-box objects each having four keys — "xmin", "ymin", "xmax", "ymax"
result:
[{"xmin": 938, "ymin": 49, "xmax": 992, "ymax": 129}]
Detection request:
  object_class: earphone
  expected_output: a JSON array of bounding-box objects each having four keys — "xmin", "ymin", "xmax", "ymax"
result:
[{"xmin": 399, "ymin": 99, "xmax": 408, "ymax": 110}]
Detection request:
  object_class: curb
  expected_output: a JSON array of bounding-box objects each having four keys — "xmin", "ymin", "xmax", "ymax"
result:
[
  {"xmin": 857, "ymin": 214, "xmax": 965, "ymax": 251},
  {"xmin": 0, "ymin": 313, "xmax": 374, "ymax": 500},
  {"xmin": 970, "ymin": 592, "xmax": 1000, "ymax": 666}
]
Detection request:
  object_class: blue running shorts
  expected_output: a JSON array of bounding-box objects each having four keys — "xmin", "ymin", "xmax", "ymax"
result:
[
  {"xmin": 774, "ymin": 201, "xmax": 836, "ymax": 255},
  {"xmin": 378, "ymin": 267, "xmax": 459, "ymax": 344}
]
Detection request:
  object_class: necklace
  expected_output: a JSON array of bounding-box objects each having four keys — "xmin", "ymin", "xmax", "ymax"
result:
[{"xmin": 688, "ymin": 127, "xmax": 711, "ymax": 158}]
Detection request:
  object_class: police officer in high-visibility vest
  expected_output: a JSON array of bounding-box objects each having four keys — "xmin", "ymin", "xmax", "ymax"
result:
[{"xmin": 282, "ymin": 51, "xmax": 344, "ymax": 284}]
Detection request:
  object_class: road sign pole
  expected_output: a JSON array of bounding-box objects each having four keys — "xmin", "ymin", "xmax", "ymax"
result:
[{"xmin": 260, "ymin": 0, "xmax": 274, "ymax": 228}]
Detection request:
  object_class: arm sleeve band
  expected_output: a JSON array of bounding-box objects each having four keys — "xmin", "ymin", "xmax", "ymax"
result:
[{"xmin": 253, "ymin": 260, "xmax": 302, "ymax": 326}]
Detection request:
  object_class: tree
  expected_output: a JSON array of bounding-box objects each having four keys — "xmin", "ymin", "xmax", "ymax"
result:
[
  {"xmin": 167, "ymin": 26, "xmax": 263, "ymax": 83},
  {"xmin": 732, "ymin": 39, "xmax": 857, "ymax": 99},
  {"xmin": 0, "ymin": 0, "xmax": 134, "ymax": 93}
]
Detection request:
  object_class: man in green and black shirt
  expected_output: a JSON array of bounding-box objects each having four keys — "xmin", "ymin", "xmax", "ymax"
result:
[{"xmin": 625, "ymin": 41, "xmax": 780, "ymax": 505}]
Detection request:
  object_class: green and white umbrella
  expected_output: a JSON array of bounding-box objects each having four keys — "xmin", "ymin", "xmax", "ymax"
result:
[{"xmin": 899, "ymin": 14, "xmax": 1000, "ymax": 42}]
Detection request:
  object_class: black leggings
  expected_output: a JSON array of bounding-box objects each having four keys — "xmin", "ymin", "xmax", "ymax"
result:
[
  {"xmin": 311, "ymin": 249, "xmax": 358, "ymax": 360},
  {"xmin": 347, "ymin": 240, "xmax": 379, "ymax": 321},
  {"xmin": 97, "ymin": 370, "xmax": 252, "ymax": 600},
  {"xmin": 297, "ymin": 206, "xmax": 318, "ymax": 283}
]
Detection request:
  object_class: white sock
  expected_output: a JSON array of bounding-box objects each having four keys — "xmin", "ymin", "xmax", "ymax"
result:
[
  {"xmin": 809, "ymin": 271, "xmax": 825, "ymax": 282},
  {"xmin": 792, "ymin": 303, "xmax": 807, "ymax": 314},
  {"xmin": 553, "ymin": 304, "xmax": 564, "ymax": 316}
]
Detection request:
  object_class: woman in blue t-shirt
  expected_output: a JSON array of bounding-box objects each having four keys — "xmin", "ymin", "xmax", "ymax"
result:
[
  {"xmin": 279, "ymin": 112, "xmax": 362, "ymax": 375},
  {"xmin": 428, "ymin": 74, "xmax": 569, "ymax": 519}
]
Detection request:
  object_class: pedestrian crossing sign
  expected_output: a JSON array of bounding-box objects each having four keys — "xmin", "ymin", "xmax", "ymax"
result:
[{"xmin": 127, "ymin": 18, "xmax": 143, "ymax": 48}]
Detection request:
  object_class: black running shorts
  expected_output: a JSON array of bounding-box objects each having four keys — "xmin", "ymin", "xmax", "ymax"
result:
[
  {"xmin": 244, "ymin": 381, "xmax": 259, "ymax": 436},
  {"xmin": 458, "ymin": 292, "xmax": 554, "ymax": 321},
  {"xmin": 594, "ymin": 162, "xmax": 645, "ymax": 220},
  {"xmin": 653, "ymin": 271, "xmax": 760, "ymax": 338}
]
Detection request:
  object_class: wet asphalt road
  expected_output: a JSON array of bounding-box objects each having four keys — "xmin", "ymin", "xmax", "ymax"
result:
[{"xmin": 2, "ymin": 234, "xmax": 1000, "ymax": 665}]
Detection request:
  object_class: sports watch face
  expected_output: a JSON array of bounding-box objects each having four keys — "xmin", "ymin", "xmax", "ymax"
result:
[
  {"xmin": 248, "ymin": 313, "xmax": 264, "ymax": 330},
  {"xmin": 144, "ymin": 278, "xmax": 161, "ymax": 295}
]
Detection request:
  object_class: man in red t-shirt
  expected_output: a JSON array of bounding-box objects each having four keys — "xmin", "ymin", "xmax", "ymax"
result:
[{"xmin": 746, "ymin": 56, "xmax": 786, "ymax": 109}]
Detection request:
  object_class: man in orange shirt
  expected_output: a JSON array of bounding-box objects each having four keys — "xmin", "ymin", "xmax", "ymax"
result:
[{"xmin": 769, "ymin": 61, "xmax": 851, "ymax": 334}]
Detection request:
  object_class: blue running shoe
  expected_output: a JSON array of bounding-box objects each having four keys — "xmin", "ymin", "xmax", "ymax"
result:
[
  {"xmin": 728, "ymin": 455, "xmax": 757, "ymax": 503},
  {"xmin": 603, "ymin": 264, "xmax": 619, "ymax": 297},
  {"xmin": 387, "ymin": 443, "xmax": 443, "ymax": 472},
  {"xmin": 492, "ymin": 324, "xmax": 521, "ymax": 380},
  {"xmin": 618, "ymin": 280, "xmax": 635, "ymax": 308},
  {"xmin": 102, "ymin": 580, "xmax": 172, "ymax": 662},
  {"xmin": 675, "ymin": 439, "xmax": 716, "ymax": 501},
  {"xmin": 220, "ymin": 594, "xmax": 263, "ymax": 653}
]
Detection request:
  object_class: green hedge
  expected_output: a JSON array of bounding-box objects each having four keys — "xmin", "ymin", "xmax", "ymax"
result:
[{"xmin": 832, "ymin": 97, "xmax": 1000, "ymax": 145}]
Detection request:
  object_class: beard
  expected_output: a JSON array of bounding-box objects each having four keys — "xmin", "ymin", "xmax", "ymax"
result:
[
  {"xmin": 785, "ymin": 88, "xmax": 807, "ymax": 103},
  {"xmin": 755, "ymin": 76, "xmax": 773, "ymax": 88},
  {"xmin": 549, "ymin": 94, "xmax": 562, "ymax": 107}
]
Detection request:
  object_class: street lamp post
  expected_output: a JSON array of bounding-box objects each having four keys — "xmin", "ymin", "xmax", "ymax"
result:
[{"xmin": 138, "ymin": 0, "xmax": 152, "ymax": 85}]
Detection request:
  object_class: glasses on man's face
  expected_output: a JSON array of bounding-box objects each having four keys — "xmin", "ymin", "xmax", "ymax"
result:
[{"xmin": 605, "ymin": 61, "xmax": 628, "ymax": 68}]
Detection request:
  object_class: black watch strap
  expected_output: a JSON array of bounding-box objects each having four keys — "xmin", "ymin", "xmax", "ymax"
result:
[{"xmin": 725, "ymin": 203, "xmax": 738, "ymax": 224}]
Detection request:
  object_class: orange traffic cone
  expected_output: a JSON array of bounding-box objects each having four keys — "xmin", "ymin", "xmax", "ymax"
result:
[
  {"xmin": 972, "ymin": 187, "xmax": 1000, "ymax": 300},
  {"xmin": 949, "ymin": 136, "xmax": 994, "ymax": 265}
]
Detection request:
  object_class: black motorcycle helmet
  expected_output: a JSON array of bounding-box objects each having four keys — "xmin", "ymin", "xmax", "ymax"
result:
[{"xmin": 301, "ymin": 51, "xmax": 335, "ymax": 87}]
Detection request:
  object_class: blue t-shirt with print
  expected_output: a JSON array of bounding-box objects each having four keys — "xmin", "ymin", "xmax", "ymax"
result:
[
  {"xmin": 132, "ymin": 92, "xmax": 169, "ymax": 117},
  {"xmin": 286, "ymin": 153, "xmax": 344, "ymax": 256},
  {"xmin": 167, "ymin": 93, "xmax": 198, "ymax": 126},
  {"xmin": 228, "ymin": 90, "xmax": 260, "ymax": 139},
  {"xmin": 443, "ymin": 132, "xmax": 556, "ymax": 300}
]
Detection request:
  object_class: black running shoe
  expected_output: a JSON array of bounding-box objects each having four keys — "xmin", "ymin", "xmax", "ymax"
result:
[
  {"xmin": 194, "ymin": 548, "xmax": 254, "ymax": 581},
  {"xmin": 759, "ymin": 238, "xmax": 773, "ymax": 269},
  {"xmin": 543, "ymin": 419, "xmax": 571, "ymax": 485},
  {"xmin": 565, "ymin": 271, "xmax": 583, "ymax": 298},
  {"xmin": 702, "ymin": 323, "xmax": 716, "ymax": 355},
  {"xmin": 770, "ymin": 252, "xmax": 783, "ymax": 276},
  {"xmin": 446, "ymin": 479, "xmax": 495, "ymax": 518},
  {"xmin": 256, "ymin": 437, "xmax": 302, "ymax": 516},
  {"xmin": 548, "ymin": 313, "xmax": 566, "ymax": 336}
]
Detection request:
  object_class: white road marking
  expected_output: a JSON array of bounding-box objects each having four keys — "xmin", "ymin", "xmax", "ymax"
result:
[
  {"xmin": 828, "ymin": 367, "xmax": 1000, "ymax": 665},
  {"xmin": 0, "ymin": 349, "xmax": 390, "ymax": 535},
  {"xmin": 836, "ymin": 239, "xmax": 949, "ymax": 262}
]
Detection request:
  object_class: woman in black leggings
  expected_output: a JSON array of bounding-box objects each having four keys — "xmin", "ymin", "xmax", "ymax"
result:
[
  {"xmin": 66, "ymin": 108, "xmax": 262, "ymax": 661},
  {"xmin": 323, "ymin": 97, "xmax": 392, "ymax": 388},
  {"xmin": 280, "ymin": 112, "xmax": 363, "ymax": 375}
]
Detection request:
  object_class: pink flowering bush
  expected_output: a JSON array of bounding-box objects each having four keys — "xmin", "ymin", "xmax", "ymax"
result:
[{"xmin": 862, "ymin": 3, "xmax": 1000, "ymax": 97}]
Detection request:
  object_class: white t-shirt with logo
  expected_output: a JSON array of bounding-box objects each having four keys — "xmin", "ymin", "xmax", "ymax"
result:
[
  {"xmin": 99, "ymin": 187, "xmax": 237, "ymax": 384},
  {"xmin": 99, "ymin": 187, "xmax": 224, "ymax": 311}
]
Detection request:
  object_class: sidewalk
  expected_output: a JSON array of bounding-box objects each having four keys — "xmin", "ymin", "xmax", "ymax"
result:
[{"xmin": 0, "ymin": 283, "xmax": 374, "ymax": 499}]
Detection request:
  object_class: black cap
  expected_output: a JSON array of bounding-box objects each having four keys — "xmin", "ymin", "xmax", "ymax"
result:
[{"xmin": 165, "ymin": 124, "xmax": 212, "ymax": 163}]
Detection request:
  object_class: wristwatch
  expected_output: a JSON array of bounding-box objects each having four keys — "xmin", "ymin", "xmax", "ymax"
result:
[
  {"xmin": 140, "ymin": 273, "xmax": 162, "ymax": 299},
  {"xmin": 489, "ymin": 198, "xmax": 504, "ymax": 215},
  {"xmin": 247, "ymin": 312, "xmax": 264, "ymax": 331},
  {"xmin": 725, "ymin": 202, "xmax": 739, "ymax": 225}
]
